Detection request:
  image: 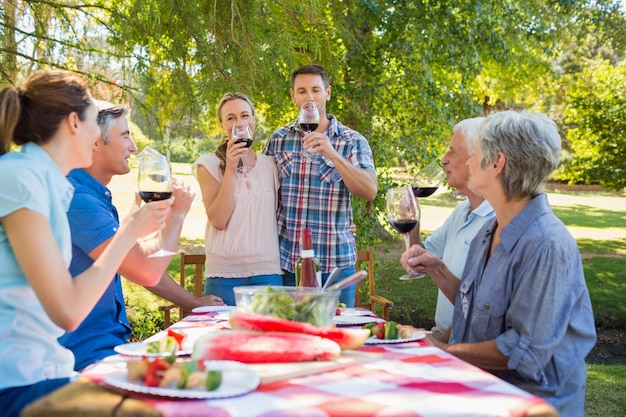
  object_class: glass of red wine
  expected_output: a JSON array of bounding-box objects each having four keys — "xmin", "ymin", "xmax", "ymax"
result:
[
  {"xmin": 233, "ymin": 121, "xmax": 253, "ymax": 174},
  {"xmin": 137, "ymin": 147, "xmax": 175, "ymax": 258},
  {"xmin": 386, "ymin": 186, "xmax": 424, "ymax": 280},
  {"xmin": 412, "ymin": 162, "xmax": 447, "ymax": 198},
  {"xmin": 298, "ymin": 101, "xmax": 320, "ymax": 160}
]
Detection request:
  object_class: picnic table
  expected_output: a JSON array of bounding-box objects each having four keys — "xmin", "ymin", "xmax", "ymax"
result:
[{"xmin": 23, "ymin": 309, "xmax": 558, "ymax": 417}]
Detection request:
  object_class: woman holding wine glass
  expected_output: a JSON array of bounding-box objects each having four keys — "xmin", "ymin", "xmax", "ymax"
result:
[
  {"xmin": 0, "ymin": 70, "xmax": 170, "ymax": 417},
  {"xmin": 192, "ymin": 92, "xmax": 283, "ymax": 306}
]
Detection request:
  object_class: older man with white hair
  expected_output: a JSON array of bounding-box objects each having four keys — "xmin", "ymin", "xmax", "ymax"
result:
[{"xmin": 409, "ymin": 117, "xmax": 494, "ymax": 341}]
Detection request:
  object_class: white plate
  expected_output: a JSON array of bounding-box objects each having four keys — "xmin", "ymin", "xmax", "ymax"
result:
[
  {"xmin": 103, "ymin": 360, "xmax": 260, "ymax": 399},
  {"xmin": 364, "ymin": 331, "xmax": 426, "ymax": 345},
  {"xmin": 332, "ymin": 316, "xmax": 380, "ymax": 326},
  {"xmin": 192, "ymin": 305, "xmax": 236, "ymax": 313},
  {"xmin": 114, "ymin": 342, "xmax": 192, "ymax": 358},
  {"xmin": 340, "ymin": 308, "xmax": 375, "ymax": 317},
  {"xmin": 214, "ymin": 312, "xmax": 231, "ymax": 321}
]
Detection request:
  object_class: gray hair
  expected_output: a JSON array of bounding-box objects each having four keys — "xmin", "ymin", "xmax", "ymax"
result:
[
  {"xmin": 95, "ymin": 100, "xmax": 129, "ymax": 144},
  {"xmin": 453, "ymin": 117, "xmax": 485, "ymax": 151},
  {"xmin": 478, "ymin": 110, "xmax": 561, "ymax": 199}
]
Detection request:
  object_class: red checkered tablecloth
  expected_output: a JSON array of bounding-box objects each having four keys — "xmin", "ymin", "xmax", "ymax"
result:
[{"xmin": 83, "ymin": 312, "xmax": 549, "ymax": 417}]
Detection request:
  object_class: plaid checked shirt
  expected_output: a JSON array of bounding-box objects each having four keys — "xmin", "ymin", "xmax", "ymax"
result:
[{"xmin": 263, "ymin": 114, "xmax": 376, "ymax": 273}]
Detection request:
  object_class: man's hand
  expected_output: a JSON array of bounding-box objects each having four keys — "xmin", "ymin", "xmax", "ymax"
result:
[
  {"xmin": 198, "ymin": 295, "xmax": 225, "ymax": 306},
  {"xmin": 400, "ymin": 244, "xmax": 441, "ymax": 276},
  {"xmin": 302, "ymin": 132, "xmax": 337, "ymax": 160},
  {"xmin": 401, "ymin": 244, "xmax": 461, "ymax": 305},
  {"xmin": 170, "ymin": 178, "xmax": 194, "ymax": 218}
]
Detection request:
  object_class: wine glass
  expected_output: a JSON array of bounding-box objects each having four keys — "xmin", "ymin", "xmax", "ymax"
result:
[
  {"xmin": 386, "ymin": 186, "xmax": 424, "ymax": 280},
  {"xmin": 298, "ymin": 101, "xmax": 320, "ymax": 160},
  {"xmin": 136, "ymin": 147, "xmax": 176, "ymax": 258},
  {"xmin": 233, "ymin": 121, "xmax": 253, "ymax": 174},
  {"xmin": 412, "ymin": 161, "xmax": 447, "ymax": 198}
]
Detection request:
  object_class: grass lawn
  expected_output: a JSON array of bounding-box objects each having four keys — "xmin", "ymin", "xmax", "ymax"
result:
[{"xmin": 121, "ymin": 179, "xmax": 626, "ymax": 417}]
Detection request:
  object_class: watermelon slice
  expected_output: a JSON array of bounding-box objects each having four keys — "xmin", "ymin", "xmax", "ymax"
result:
[
  {"xmin": 230, "ymin": 310, "xmax": 371, "ymax": 350},
  {"xmin": 192, "ymin": 330, "xmax": 341, "ymax": 363}
]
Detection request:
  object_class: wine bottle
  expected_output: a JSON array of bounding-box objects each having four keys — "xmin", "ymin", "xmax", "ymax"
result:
[{"xmin": 295, "ymin": 228, "xmax": 320, "ymax": 287}]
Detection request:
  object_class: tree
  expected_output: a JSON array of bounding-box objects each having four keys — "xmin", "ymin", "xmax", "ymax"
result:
[
  {"xmin": 562, "ymin": 60, "xmax": 626, "ymax": 190},
  {"xmin": 2, "ymin": 0, "xmax": 625, "ymax": 244}
]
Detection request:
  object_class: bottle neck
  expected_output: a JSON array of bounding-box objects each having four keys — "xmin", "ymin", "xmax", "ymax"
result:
[{"xmin": 301, "ymin": 228, "xmax": 313, "ymax": 250}]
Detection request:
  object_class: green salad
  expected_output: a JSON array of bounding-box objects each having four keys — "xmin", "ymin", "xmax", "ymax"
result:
[{"xmin": 249, "ymin": 287, "xmax": 330, "ymax": 327}]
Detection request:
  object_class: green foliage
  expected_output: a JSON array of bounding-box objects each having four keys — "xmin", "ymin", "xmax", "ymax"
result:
[
  {"xmin": 584, "ymin": 257, "xmax": 626, "ymax": 329},
  {"xmin": 123, "ymin": 280, "xmax": 165, "ymax": 341},
  {"xmin": 3, "ymin": 0, "xmax": 626, "ymax": 228},
  {"xmin": 551, "ymin": 204, "xmax": 626, "ymax": 229},
  {"xmin": 576, "ymin": 238, "xmax": 626, "ymax": 255},
  {"xmin": 562, "ymin": 60, "xmax": 626, "ymax": 190},
  {"xmin": 586, "ymin": 363, "xmax": 626, "ymax": 417}
]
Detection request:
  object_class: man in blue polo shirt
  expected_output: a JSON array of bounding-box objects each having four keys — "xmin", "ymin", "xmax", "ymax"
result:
[{"xmin": 59, "ymin": 101, "xmax": 223, "ymax": 370}]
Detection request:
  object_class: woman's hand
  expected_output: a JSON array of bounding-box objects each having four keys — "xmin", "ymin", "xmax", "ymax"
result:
[
  {"xmin": 122, "ymin": 195, "xmax": 173, "ymax": 241},
  {"xmin": 424, "ymin": 333, "xmax": 449, "ymax": 350},
  {"xmin": 224, "ymin": 137, "xmax": 248, "ymax": 173}
]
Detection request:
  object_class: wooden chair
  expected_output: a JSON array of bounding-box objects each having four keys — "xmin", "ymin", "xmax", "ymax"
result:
[
  {"xmin": 354, "ymin": 249, "xmax": 394, "ymax": 320},
  {"xmin": 159, "ymin": 252, "xmax": 206, "ymax": 328}
]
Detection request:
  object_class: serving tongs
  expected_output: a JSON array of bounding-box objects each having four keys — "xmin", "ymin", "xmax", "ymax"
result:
[{"xmin": 324, "ymin": 270, "xmax": 368, "ymax": 292}]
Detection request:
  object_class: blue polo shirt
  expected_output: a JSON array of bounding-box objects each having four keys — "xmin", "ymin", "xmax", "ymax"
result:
[{"xmin": 58, "ymin": 169, "xmax": 131, "ymax": 371}]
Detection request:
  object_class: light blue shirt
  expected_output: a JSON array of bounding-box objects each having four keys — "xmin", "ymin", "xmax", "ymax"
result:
[
  {"xmin": 424, "ymin": 199, "xmax": 494, "ymax": 330},
  {"xmin": 451, "ymin": 194, "xmax": 596, "ymax": 416},
  {"xmin": 0, "ymin": 143, "xmax": 75, "ymax": 389}
]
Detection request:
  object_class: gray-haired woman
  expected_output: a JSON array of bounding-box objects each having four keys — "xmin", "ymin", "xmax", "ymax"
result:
[{"xmin": 402, "ymin": 110, "xmax": 596, "ymax": 416}]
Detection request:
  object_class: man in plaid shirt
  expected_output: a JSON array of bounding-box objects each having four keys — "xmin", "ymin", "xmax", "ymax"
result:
[{"xmin": 263, "ymin": 64, "xmax": 377, "ymax": 306}]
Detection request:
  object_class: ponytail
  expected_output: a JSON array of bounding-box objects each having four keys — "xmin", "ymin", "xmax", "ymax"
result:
[
  {"xmin": 0, "ymin": 86, "xmax": 21, "ymax": 156},
  {"xmin": 0, "ymin": 70, "xmax": 91, "ymax": 156},
  {"xmin": 215, "ymin": 138, "xmax": 228, "ymax": 173}
]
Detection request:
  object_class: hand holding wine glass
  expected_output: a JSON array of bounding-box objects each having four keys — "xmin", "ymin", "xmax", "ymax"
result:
[
  {"xmin": 136, "ymin": 146, "xmax": 176, "ymax": 258},
  {"xmin": 412, "ymin": 162, "xmax": 447, "ymax": 198},
  {"xmin": 298, "ymin": 101, "xmax": 320, "ymax": 160},
  {"xmin": 232, "ymin": 121, "xmax": 253, "ymax": 174},
  {"xmin": 386, "ymin": 186, "xmax": 424, "ymax": 280}
]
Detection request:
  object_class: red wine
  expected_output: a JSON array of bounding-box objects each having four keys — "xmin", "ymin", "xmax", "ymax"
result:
[
  {"xmin": 390, "ymin": 219, "xmax": 418, "ymax": 234},
  {"xmin": 235, "ymin": 138, "xmax": 253, "ymax": 148},
  {"xmin": 412, "ymin": 186, "xmax": 438, "ymax": 198},
  {"xmin": 140, "ymin": 191, "xmax": 172, "ymax": 202},
  {"xmin": 300, "ymin": 123, "xmax": 319, "ymax": 132}
]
